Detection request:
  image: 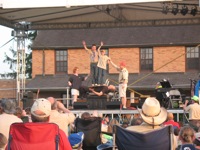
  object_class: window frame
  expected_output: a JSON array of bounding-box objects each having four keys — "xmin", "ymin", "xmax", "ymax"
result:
[
  {"xmin": 186, "ymin": 46, "xmax": 200, "ymax": 71},
  {"xmin": 55, "ymin": 50, "xmax": 68, "ymax": 74},
  {"xmin": 140, "ymin": 47, "xmax": 153, "ymax": 72}
]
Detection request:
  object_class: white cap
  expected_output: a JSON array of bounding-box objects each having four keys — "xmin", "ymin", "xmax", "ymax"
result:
[{"xmin": 31, "ymin": 98, "xmax": 51, "ymax": 118}]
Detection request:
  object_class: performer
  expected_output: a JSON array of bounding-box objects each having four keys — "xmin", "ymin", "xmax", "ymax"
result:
[
  {"xmin": 68, "ymin": 67, "xmax": 89, "ymax": 107},
  {"xmin": 97, "ymin": 41, "xmax": 110, "ymax": 85},
  {"xmin": 89, "ymin": 85, "xmax": 116, "ymax": 96},
  {"xmin": 82, "ymin": 40, "xmax": 99, "ymax": 86},
  {"xmin": 110, "ymin": 61, "xmax": 129, "ymax": 109}
]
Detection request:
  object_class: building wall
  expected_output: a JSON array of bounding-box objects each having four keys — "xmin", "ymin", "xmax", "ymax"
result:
[
  {"xmin": 32, "ymin": 46, "xmax": 187, "ymax": 77},
  {"xmin": 154, "ymin": 46, "xmax": 186, "ymax": 72},
  {"xmin": 68, "ymin": 49, "xmax": 90, "ymax": 74},
  {"xmin": 109, "ymin": 48, "xmax": 140, "ymax": 73},
  {"xmin": 0, "ymin": 80, "xmax": 16, "ymax": 99},
  {"xmin": 32, "ymin": 50, "xmax": 55, "ymax": 77}
]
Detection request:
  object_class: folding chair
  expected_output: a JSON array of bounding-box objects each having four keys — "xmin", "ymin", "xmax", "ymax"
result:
[
  {"xmin": 75, "ymin": 117, "xmax": 102, "ymax": 150},
  {"xmin": 112, "ymin": 125, "xmax": 174, "ymax": 150},
  {"xmin": 7, "ymin": 122, "xmax": 60, "ymax": 150}
]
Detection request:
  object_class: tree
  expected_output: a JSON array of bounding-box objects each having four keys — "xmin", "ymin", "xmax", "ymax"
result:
[{"xmin": 0, "ymin": 30, "xmax": 37, "ymax": 79}]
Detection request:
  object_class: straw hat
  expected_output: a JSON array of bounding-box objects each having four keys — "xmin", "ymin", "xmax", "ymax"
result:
[{"xmin": 138, "ymin": 97, "xmax": 167, "ymax": 125}]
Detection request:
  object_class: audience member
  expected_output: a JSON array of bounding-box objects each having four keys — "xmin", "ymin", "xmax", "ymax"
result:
[
  {"xmin": 47, "ymin": 97, "xmax": 76, "ymax": 136},
  {"xmin": 81, "ymin": 112, "xmax": 91, "ymax": 119},
  {"xmin": 0, "ymin": 99, "xmax": 22, "ymax": 140},
  {"xmin": 126, "ymin": 97, "xmax": 177, "ymax": 149},
  {"xmin": 14, "ymin": 106, "xmax": 29, "ymax": 123},
  {"xmin": 31, "ymin": 98, "xmax": 72, "ymax": 150},
  {"xmin": 0, "ymin": 133, "xmax": 7, "ymax": 150},
  {"xmin": 130, "ymin": 118, "xmax": 143, "ymax": 126},
  {"xmin": 176, "ymin": 126, "xmax": 197, "ymax": 150},
  {"xmin": 183, "ymin": 95, "xmax": 200, "ymax": 132},
  {"xmin": 164, "ymin": 112, "xmax": 180, "ymax": 129}
]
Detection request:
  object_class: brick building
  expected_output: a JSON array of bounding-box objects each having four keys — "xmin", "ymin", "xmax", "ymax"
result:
[
  {"xmin": 0, "ymin": 80, "xmax": 16, "ymax": 99},
  {"xmin": 27, "ymin": 25, "xmax": 200, "ymax": 104}
]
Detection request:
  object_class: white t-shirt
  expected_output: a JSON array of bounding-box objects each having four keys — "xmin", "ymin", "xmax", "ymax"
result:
[
  {"xmin": 0, "ymin": 113, "xmax": 23, "ymax": 140},
  {"xmin": 49, "ymin": 110, "xmax": 75, "ymax": 136}
]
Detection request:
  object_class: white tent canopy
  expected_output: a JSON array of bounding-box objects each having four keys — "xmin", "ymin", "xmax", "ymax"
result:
[{"xmin": 0, "ymin": 0, "xmax": 199, "ymax": 30}]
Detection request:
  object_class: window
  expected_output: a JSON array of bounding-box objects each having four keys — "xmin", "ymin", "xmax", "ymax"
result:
[
  {"xmin": 186, "ymin": 47, "xmax": 200, "ymax": 70},
  {"xmin": 140, "ymin": 48, "xmax": 153, "ymax": 71},
  {"xmin": 55, "ymin": 50, "xmax": 67, "ymax": 73}
]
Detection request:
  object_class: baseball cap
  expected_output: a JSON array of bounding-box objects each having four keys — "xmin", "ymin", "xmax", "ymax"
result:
[
  {"xmin": 119, "ymin": 61, "xmax": 126, "ymax": 67},
  {"xmin": 31, "ymin": 98, "xmax": 51, "ymax": 118},
  {"xmin": 191, "ymin": 95, "xmax": 199, "ymax": 102},
  {"xmin": 68, "ymin": 132, "xmax": 84, "ymax": 148}
]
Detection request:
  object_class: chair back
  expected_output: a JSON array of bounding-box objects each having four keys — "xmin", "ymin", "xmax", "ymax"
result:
[
  {"xmin": 75, "ymin": 117, "xmax": 102, "ymax": 150},
  {"xmin": 113, "ymin": 125, "xmax": 174, "ymax": 150},
  {"xmin": 7, "ymin": 122, "xmax": 60, "ymax": 150}
]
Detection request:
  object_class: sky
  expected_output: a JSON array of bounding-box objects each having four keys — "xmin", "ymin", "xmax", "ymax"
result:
[
  {"xmin": 0, "ymin": 25, "xmax": 30, "ymax": 75},
  {"xmin": 0, "ymin": 25, "xmax": 14, "ymax": 74}
]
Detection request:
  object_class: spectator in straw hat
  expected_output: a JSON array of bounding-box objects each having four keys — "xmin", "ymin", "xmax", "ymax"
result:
[
  {"xmin": 110, "ymin": 60, "xmax": 129, "ymax": 109},
  {"xmin": 183, "ymin": 95, "xmax": 200, "ymax": 131},
  {"xmin": 127, "ymin": 97, "xmax": 167, "ymax": 132},
  {"xmin": 0, "ymin": 99, "xmax": 22, "ymax": 140},
  {"xmin": 127, "ymin": 97, "xmax": 177, "ymax": 149}
]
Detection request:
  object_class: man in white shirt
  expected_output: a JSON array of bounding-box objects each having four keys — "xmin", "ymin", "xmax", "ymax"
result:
[{"xmin": 0, "ymin": 99, "xmax": 22, "ymax": 140}]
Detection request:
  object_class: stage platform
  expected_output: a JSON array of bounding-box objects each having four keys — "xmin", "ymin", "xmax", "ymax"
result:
[{"xmin": 71, "ymin": 108, "xmax": 186, "ymax": 122}]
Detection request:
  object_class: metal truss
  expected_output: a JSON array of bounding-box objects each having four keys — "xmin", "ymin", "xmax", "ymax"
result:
[
  {"xmin": 14, "ymin": 29, "xmax": 27, "ymax": 105},
  {"xmin": 94, "ymin": 5, "xmax": 126, "ymax": 21},
  {"xmin": 28, "ymin": 18, "xmax": 200, "ymax": 30}
]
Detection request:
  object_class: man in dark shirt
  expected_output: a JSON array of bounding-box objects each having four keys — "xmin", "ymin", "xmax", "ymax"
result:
[{"xmin": 68, "ymin": 67, "xmax": 89, "ymax": 105}]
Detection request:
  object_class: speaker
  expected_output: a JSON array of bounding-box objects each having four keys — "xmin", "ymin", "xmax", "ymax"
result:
[
  {"xmin": 106, "ymin": 101, "xmax": 121, "ymax": 109},
  {"xmin": 87, "ymin": 95, "xmax": 108, "ymax": 109},
  {"xmin": 73, "ymin": 102, "xmax": 88, "ymax": 109}
]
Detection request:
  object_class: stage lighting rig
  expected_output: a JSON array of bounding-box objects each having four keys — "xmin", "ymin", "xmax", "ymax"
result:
[
  {"xmin": 162, "ymin": 3, "xmax": 169, "ymax": 14},
  {"xmin": 180, "ymin": 5, "xmax": 188, "ymax": 16},
  {"xmin": 171, "ymin": 4, "xmax": 179, "ymax": 15},
  {"xmin": 190, "ymin": 6, "xmax": 197, "ymax": 16}
]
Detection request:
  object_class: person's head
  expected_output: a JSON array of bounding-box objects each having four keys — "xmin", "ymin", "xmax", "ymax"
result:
[
  {"xmin": 0, "ymin": 133, "xmax": 7, "ymax": 149},
  {"xmin": 167, "ymin": 112, "xmax": 174, "ymax": 121},
  {"xmin": 14, "ymin": 106, "xmax": 23, "ymax": 118},
  {"xmin": 81, "ymin": 112, "xmax": 91, "ymax": 119},
  {"xmin": 100, "ymin": 49, "xmax": 105, "ymax": 55},
  {"xmin": 1, "ymin": 99, "xmax": 17, "ymax": 114},
  {"xmin": 138, "ymin": 97, "xmax": 167, "ymax": 126},
  {"xmin": 179, "ymin": 126, "xmax": 195, "ymax": 144},
  {"xmin": 131, "ymin": 118, "xmax": 143, "ymax": 126},
  {"xmin": 47, "ymin": 97, "xmax": 57, "ymax": 110},
  {"xmin": 73, "ymin": 67, "xmax": 79, "ymax": 74},
  {"xmin": 91, "ymin": 44, "xmax": 96, "ymax": 51},
  {"xmin": 119, "ymin": 61, "xmax": 126, "ymax": 70},
  {"xmin": 31, "ymin": 98, "xmax": 51, "ymax": 123},
  {"xmin": 108, "ymin": 85, "xmax": 116, "ymax": 92},
  {"xmin": 191, "ymin": 95, "xmax": 199, "ymax": 104}
]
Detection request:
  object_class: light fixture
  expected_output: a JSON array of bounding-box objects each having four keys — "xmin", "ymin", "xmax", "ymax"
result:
[
  {"xmin": 191, "ymin": 6, "xmax": 197, "ymax": 16},
  {"xmin": 180, "ymin": 5, "xmax": 188, "ymax": 16},
  {"xmin": 162, "ymin": 3, "xmax": 169, "ymax": 14},
  {"xmin": 171, "ymin": 4, "xmax": 179, "ymax": 15}
]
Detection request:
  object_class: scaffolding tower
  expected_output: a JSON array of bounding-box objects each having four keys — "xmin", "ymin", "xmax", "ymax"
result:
[{"xmin": 13, "ymin": 29, "xmax": 27, "ymax": 106}]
